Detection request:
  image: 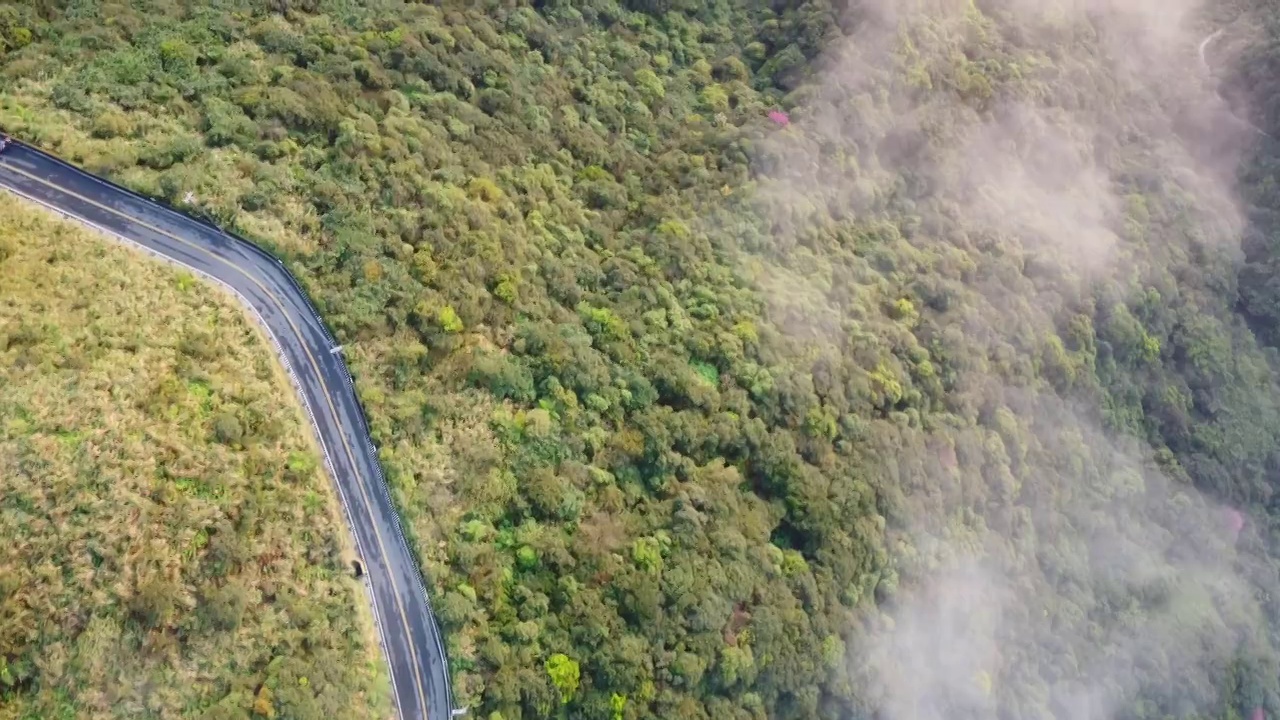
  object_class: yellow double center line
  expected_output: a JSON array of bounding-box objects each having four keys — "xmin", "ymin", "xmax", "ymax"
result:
[{"xmin": 0, "ymin": 160, "xmax": 431, "ymax": 718}]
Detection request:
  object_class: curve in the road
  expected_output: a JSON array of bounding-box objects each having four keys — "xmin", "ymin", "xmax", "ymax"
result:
[
  {"xmin": 1198, "ymin": 26, "xmax": 1273, "ymax": 141},
  {"xmin": 0, "ymin": 140, "xmax": 453, "ymax": 720},
  {"xmin": 1198, "ymin": 27, "xmax": 1224, "ymax": 72}
]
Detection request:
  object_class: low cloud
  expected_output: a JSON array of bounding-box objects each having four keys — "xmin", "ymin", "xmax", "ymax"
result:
[{"xmin": 747, "ymin": 0, "xmax": 1273, "ymax": 716}]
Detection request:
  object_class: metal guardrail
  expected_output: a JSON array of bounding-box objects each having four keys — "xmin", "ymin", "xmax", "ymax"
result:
[{"xmin": 6, "ymin": 137, "xmax": 457, "ymax": 716}]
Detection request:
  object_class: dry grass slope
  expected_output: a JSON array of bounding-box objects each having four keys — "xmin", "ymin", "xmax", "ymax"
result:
[{"xmin": 0, "ymin": 200, "xmax": 390, "ymax": 720}]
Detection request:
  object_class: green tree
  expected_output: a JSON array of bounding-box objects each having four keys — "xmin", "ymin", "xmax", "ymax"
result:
[{"xmin": 545, "ymin": 653, "xmax": 580, "ymax": 705}]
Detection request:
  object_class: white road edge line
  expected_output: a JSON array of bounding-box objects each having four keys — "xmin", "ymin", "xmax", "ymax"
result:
[
  {"xmin": 29, "ymin": 152, "xmax": 452, "ymax": 712},
  {"xmin": 0, "ymin": 182, "xmax": 409, "ymax": 720}
]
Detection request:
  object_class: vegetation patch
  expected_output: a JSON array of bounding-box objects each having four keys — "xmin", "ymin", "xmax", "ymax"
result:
[
  {"xmin": 5, "ymin": 1, "xmax": 1280, "ymax": 718},
  {"xmin": 0, "ymin": 202, "xmax": 389, "ymax": 719}
]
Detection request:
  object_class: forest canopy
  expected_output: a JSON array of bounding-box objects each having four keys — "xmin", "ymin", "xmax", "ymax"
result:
[{"xmin": 5, "ymin": 0, "xmax": 1280, "ymax": 718}]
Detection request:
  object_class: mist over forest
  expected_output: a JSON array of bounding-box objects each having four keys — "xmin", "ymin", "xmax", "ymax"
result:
[
  {"xmin": 8, "ymin": 0, "xmax": 1280, "ymax": 718},
  {"xmin": 760, "ymin": 1, "xmax": 1280, "ymax": 718}
]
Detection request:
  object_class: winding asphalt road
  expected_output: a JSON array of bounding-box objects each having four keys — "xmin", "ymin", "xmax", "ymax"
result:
[
  {"xmin": 1199, "ymin": 26, "xmax": 1272, "ymax": 140},
  {"xmin": 0, "ymin": 141, "xmax": 452, "ymax": 720}
]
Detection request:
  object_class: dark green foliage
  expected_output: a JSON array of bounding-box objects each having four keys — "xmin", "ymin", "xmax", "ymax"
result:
[{"xmin": 9, "ymin": 1, "xmax": 1280, "ymax": 719}]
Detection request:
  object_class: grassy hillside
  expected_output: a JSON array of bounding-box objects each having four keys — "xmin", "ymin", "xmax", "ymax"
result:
[
  {"xmin": 0, "ymin": 202, "xmax": 389, "ymax": 719},
  {"xmin": 5, "ymin": 1, "xmax": 1280, "ymax": 719}
]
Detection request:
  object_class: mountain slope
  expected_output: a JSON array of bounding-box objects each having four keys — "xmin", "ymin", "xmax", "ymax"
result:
[
  {"xmin": 0, "ymin": 200, "xmax": 389, "ymax": 719},
  {"xmin": 5, "ymin": 1, "xmax": 1280, "ymax": 718}
]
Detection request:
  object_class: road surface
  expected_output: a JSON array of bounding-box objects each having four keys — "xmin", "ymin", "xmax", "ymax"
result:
[
  {"xmin": 1198, "ymin": 26, "xmax": 1273, "ymax": 140},
  {"xmin": 1198, "ymin": 27, "xmax": 1224, "ymax": 72},
  {"xmin": 0, "ymin": 141, "xmax": 452, "ymax": 720}
]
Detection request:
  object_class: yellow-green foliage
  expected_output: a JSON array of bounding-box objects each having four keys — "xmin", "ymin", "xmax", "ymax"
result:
[
  {"xmin": 0, "ymin": 202, "xmax": 389, "ymax": 719},
  {"xmin": 8, "ymin": 2, "xmax": 1280, "ymax": 717}
]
